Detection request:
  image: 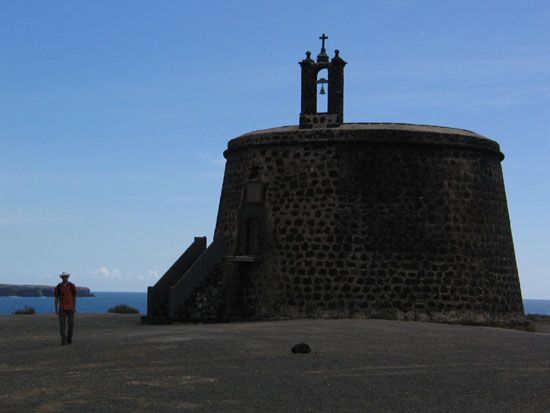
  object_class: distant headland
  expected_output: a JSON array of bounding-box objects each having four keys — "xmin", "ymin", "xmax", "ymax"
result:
[{"xmin": 0, "ymin": 284, "xmax": 94, "ymax": 297}]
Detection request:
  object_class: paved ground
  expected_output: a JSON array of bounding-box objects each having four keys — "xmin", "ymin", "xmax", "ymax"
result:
[{"xmin": 0, "ymin": 315, "xmax": 549, "ymax": 412}]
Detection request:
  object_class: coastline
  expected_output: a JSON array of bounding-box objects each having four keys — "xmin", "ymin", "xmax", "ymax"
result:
[
  {"xmin": 1, "ymin": 295, "xmax": 549, "ymax": 317},
  {"xmin": 0, "ymin": 284, "xmax": 94, "ymax": 298},
  {"xmin": 0, "ymin": 292, "xmax": 146, "ymax": 315}
]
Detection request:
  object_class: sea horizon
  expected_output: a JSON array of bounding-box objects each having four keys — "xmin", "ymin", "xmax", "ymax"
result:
[{"xmin": 0, "ymin": 292, "xmax": 549, "ymax": 316}]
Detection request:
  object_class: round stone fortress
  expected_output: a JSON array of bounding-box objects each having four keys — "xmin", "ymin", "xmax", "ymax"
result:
[
  {"xmin": 213, "ymin": 123, "xmax": 524, "ymax": 323},
  {"xmin": 147, "ymin": 35, "xmax": 524, "ymax": 325}
]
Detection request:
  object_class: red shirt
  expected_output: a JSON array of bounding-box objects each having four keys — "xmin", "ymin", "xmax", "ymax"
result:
[{"xmin": 55, "ymin": 282, "xmax": 77, "ymax": 311}]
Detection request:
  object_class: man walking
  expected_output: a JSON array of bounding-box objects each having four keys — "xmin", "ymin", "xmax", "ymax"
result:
[{"xmin": 55, "ymin": 272, "xmax": 77, "ymax": 345}]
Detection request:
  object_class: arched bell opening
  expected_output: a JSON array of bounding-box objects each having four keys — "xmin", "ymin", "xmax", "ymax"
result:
[
  {"xmin": 316, "ymin": 68, "xmax": 328, "ymax": 113},
  {"xmin": 299, "ymin": 34, "xmax": 346, "ymax": 129}
]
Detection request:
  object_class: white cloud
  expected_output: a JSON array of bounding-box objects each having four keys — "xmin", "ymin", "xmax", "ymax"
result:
[
  {"xmin": 88, "ymin": 267, "xmax": 160, "ymax": 281},
  {"xmin": 148, "ymin": 270, "xmax": 160, "ymax": 279},
  {"xmin": 89, "ymin": 267, "xmax": 123, "ymax": 279}
]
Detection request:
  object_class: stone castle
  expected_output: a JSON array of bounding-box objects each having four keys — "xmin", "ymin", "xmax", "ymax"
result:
[{"xmin": 147, "ymin": 35, "xmax": 524, "ymax": 324}]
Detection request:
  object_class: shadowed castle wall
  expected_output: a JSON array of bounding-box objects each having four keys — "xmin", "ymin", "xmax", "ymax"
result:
[{"xmin": 207, "ymin": 123, "xmax": 523, "ymax": 322}]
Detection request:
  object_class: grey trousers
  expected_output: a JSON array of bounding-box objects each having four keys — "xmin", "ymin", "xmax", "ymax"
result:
[{"xmin": 58, "ymin": 310, "xmax": 75, "ymax": 341}]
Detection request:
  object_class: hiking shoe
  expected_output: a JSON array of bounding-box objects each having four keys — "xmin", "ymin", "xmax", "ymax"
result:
[
  {"xmin": 61, "ymin": 340, "xmax": 67, "ymax": 345},
  {"xmin": 67, "ymin": 338, "xmax": 72, "ymax": 344}
]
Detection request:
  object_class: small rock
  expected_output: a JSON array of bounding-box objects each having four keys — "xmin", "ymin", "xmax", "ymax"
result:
[{"xmin": 291, "ymin": 342, "xmax": 311, "ymax": 354}]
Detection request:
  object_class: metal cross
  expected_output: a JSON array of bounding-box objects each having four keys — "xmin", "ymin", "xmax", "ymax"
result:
[{"xmin": 319, "ymin": 33, "xmax": 328, "ymax": 50}]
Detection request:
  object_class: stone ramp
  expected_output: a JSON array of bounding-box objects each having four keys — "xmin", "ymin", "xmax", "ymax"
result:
[{"xmin": 0, "ymin": 315, "xmax": 549, "ymax": 412}]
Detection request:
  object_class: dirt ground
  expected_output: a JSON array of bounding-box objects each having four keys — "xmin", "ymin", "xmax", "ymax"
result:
[{"xmin": 0, "ymin": 314, "xmax": 549, "ymax": 412}]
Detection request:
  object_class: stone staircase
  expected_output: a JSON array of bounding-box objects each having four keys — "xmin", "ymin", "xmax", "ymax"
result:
[{"xmin": 146, "ymin": 236, "xmax": 225, "ymax": 322}]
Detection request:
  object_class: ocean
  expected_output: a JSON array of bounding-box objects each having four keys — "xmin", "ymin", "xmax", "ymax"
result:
[
  {"xmin": 0, "ymin": 292, "xmax": 147, "ymax": 315},
  {"xmin": 0, "ymin": 294, "xmax": 548, "ymax": 316}
]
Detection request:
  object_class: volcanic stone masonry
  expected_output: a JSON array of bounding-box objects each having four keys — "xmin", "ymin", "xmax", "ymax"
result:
[{"xmin": 147, "ymin": 35, "xmax": 524, "ymax": 325}]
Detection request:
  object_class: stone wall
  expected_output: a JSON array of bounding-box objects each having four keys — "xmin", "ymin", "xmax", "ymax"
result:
[{"xmin": 207, "ymin": 123, "xmax": 523, "ymax": 323}]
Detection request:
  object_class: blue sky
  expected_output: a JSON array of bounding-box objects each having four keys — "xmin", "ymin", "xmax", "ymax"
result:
[{"xmin": 1, "ymin": 1, "xmax": 549, "ymax": 297}]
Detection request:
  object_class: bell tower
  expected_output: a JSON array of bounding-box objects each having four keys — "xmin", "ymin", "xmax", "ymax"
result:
[{"xmin": 299, "ymin": 34, "xmax": 347, "ymax": 129}]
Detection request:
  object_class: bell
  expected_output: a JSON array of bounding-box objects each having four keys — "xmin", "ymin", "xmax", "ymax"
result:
[{"xmin": 319, "ymin": 85, "xmax": 326, "ymax": 95}]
